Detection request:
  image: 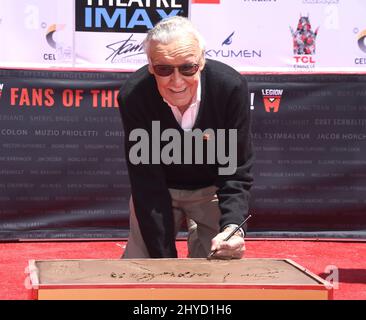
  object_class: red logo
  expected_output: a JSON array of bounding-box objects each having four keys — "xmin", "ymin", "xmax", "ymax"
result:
[
  {"xmin": 290, "ymin": 15, "xmax": 319, "ymax": 55},
  {"xmin": 262, "ymin": 89, "xmax": 284, "ymax": 113},
  {"xmin": 290, "ymin": 15, "xmax": 319, "ymax": 67}
]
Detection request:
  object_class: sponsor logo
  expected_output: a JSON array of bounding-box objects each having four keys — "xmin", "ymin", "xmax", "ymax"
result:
[
  {"xmin": 354, "ymin": 28, "xmax": 366, "ymax": 65},
  {"xmin": 222, "ymin": 31, "xmax": 234, "ymax": 46},
  {"xmin": 44, "ymin": 24, "xmax": 72, "ymax": 62},
  {"xmin": 75, "ymin": 0, "xmax": 189, "ymax": 33},
  {"xmin": 205, "ymin": 32, "xmax": 262, "ymax": 59},
  {"xmin": 0, "ymin": 83, "xmax": 4, "ymax": 99},
  {"xmin": 262, "ymin": 89, "xmax": 284, "ymax": 113},
  {"xmin": 290, "ymin": 14, "xmax": 319, "ymax": 69},
  {"xmin": 46, "ymin": 24, "xmax": 65, "ymax": 49},
  {"xmin": 357, "ymin": 29, "xmax": 366, "ymax": 53},
  {"xmin": 105, "ymin": 34, "xmax": 145, "ymax": 64}
]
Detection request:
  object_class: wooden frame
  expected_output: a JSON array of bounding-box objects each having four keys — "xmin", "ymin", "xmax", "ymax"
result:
[{"xmin": 28, "ymin": 258, "xmax": 333, "ymax": 300}]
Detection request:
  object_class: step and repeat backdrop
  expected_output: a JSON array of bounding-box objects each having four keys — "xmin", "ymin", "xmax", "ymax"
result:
[
  {"xmin": 1, "ymin": 69, "xmax": 366, "ymax": 239},
  {"xmin": 0, "ymin": 0, "xmax": 366, "ymax": 239},
  {"xmin": 0, "ymin": 0, "xmax": 366, "ymax": 71}
]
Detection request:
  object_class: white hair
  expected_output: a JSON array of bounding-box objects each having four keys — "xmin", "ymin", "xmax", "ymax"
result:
[{"xmin": 144, "ymin": 16, "xmax": 206, "ymax": 56}]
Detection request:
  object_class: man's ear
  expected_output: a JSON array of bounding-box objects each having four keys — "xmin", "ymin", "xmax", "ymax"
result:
[
  {"xmin": 199, "ymin": 54, "xmax": 206, "ymax": 71},
  {"xmin": 147, "ymin": 57, "xmax": 154, "ymax": 74},
  {"xmin": 148, "ymin": 64, "xmax": 154, "ymax": 74}
]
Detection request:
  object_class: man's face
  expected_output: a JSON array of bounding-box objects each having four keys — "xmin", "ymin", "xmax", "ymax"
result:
[{"xmin": 148, "ymin": 35, "xmax": 205, "ymax": 110}]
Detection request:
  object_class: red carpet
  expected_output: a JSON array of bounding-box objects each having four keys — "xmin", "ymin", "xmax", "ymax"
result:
[{"xmin": 0, "ymin": 239, "xmax": 365, "ymax": 300}]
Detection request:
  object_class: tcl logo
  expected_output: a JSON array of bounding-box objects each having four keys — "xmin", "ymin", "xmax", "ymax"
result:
[{"xmin": 294, "ymin": 55, "xmax": 316, "ymax": 64}]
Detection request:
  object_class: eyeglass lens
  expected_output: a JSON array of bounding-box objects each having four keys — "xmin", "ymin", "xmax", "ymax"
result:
[{"xmin": 153, "ymin": 64, "xmax": 199, "ymax": 77}]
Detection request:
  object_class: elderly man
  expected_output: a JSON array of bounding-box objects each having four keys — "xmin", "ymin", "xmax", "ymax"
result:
[{"xmin": 118, "ymin": 16, "xmax": 253, "ymax": 259}]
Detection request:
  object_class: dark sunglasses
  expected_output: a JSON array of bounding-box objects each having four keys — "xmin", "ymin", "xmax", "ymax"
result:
[{"xmin": 153, "ymin": 63, "xmax": 200, "ymax": 77}]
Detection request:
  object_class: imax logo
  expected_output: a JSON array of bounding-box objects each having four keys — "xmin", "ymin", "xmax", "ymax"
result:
[
  {"xmin": 76, "ymin": 0, "xmax": 189, "ymax": 33},
  {"xmin": 84, "ymin": 8, "xmax": 179, "ymax": 29}
]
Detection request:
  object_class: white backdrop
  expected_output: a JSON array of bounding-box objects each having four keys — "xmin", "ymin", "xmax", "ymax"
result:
[{"xmin": 0, "ymin": 0, "xmax": 366, "ymax": 72}]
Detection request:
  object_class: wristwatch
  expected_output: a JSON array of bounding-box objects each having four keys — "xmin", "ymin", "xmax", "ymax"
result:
[{"xmin": 223, "ymin": 224, "xmax": 245, "ymax": 238}]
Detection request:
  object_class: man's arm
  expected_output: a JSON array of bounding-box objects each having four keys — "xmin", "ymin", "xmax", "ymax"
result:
[
  {"xmin": 212, "ymin": 77, "xmax": 254, "ymax": 258},
  {"xmin": 217, "ymin": 77, "xmax": 254, "ymax": 227}
]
